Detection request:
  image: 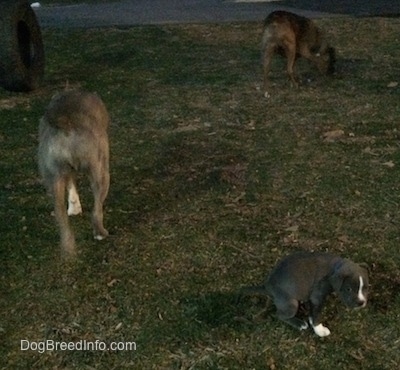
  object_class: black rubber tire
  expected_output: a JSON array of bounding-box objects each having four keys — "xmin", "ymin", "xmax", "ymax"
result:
[{"xmin": 0, "ymin": 0, "xmax": 45, "ymax": 92}]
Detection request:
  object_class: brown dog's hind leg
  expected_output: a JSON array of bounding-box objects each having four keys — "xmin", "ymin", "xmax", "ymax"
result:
[
  {"xmin": 262, "ymin": 44, "xmax": 275, "ymax": 98},
  {"xmin": 284, "ymin": 43, "xmax": 299, "ymax": 88}
]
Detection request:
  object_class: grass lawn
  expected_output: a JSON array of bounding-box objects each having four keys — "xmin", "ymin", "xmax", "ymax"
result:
[{"xmin": 1, "ymin": 15, "xmax": 400, "ymax": 369}]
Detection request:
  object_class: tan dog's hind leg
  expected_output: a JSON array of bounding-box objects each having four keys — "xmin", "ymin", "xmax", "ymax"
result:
[
  {"xmin": 90, "ymin": 164, "xmax": 109, "ymax": 241},
  {"xmin": 54, "ymin": 178, "xmax": 76, "ymax": 257}
]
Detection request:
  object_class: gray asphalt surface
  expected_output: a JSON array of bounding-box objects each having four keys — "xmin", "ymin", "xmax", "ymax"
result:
[
  {"xmin": 33, "ymin": 0, "xmax": 400, "ymax": 29},
  {"xmin": 280, "ymin": 0, "xmax": 400, "ymax": 18}
]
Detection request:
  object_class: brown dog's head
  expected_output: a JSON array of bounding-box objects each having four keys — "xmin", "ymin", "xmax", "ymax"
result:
[{"xmin": 314, "ymin": 43, "xmax": 336, "ymax": 75}]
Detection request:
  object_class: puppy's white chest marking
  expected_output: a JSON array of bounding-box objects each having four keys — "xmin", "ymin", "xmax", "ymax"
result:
[{"xmin": 358, "ymin": 276, "xmax": 366, "ymax": 304}]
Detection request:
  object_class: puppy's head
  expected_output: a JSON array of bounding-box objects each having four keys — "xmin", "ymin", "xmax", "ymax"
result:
[{"xmin": 329, "ymin": 259, "xmax": 369, "ymax": 309}]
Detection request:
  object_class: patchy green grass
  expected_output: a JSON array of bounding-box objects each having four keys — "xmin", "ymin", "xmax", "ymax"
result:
[{"xmin": 1, "ymin": 17, "xmax": 400, "ymax": 369}]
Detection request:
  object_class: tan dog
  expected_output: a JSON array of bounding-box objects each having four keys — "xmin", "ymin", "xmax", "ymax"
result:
[
  {"xmin": 38, "ymin": 90, "xmax": 110, "ymax": 257},
  {"xmin": 262, "ymin": 10, "xmax": 335, "ymax": 97}
]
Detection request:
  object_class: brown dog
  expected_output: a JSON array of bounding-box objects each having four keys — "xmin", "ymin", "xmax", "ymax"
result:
[
  {"xmin": 262, "ymin": 10, "xmax": 335, "ymax": 97},
  {"xmin": 38, "ymin": 90, "xmax": 110, "ymax": 257}
]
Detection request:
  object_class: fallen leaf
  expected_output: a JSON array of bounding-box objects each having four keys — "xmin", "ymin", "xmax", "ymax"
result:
[
  {"xmin": 323, "ymin": 129, "xmax": 345, "ymax": 142},
  {"xmin": 362, "ymin": 147, "xmax": 378, "ymax": 156},
  {"xmin": 107, "ymin": 278, "xmax": 120, "ymax": 287},
  {"xmin": 387, "ymin": 81, "xmax": 398, "ymax": 88},
  {"xmin": 338, "ymin": 235, "xmax": 350, "ymax": 243},
  {"xmin": 382, "ymin": 161, "xmax": 395, "ymax": 168}
]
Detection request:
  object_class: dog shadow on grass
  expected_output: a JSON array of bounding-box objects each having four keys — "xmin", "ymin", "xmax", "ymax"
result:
[
  {"xmin": 180, "ymin": 291, "xmax": 275, "ymax": 330},
  {"xmin": 335, "ymin": 58, "xmax": 368, "ymax": 77}
]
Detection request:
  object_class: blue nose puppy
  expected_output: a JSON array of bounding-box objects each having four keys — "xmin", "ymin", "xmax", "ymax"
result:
[{"xmin": 239, "ymin": 252, "xmax": 368, "ymax": 336}]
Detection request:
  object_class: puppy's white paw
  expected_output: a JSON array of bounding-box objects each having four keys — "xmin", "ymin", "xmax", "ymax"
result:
[
  {"xmin": 312, "ymin": 323, "xmax": 331, "ymax": 337},
  {"xmin": 309, "ymin": 318, "xmax": 331, "ymax": 337}
]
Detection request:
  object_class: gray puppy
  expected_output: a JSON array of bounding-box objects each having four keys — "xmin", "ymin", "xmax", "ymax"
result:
[
  {"xmin": 38, "ymin": 90, "xmax": 110, "ymax": 257},
  {"xmin": 239, "ymin": 252, "xmax": 368, "ymax": 336}
]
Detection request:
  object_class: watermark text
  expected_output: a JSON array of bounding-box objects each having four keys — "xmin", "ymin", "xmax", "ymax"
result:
[{"xmin": 21, "ymin": 339, "xmax": 137, "ymax": 354}]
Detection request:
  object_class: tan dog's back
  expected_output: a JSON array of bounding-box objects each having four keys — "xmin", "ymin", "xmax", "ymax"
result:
[{"xmin": 43, "ymin": 91, "xmax": 109, "ymax": 131}]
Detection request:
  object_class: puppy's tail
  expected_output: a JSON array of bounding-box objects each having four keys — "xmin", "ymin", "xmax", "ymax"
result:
[{"xmin": 236, "ymin": 284, "xmax": 269, "ymax": 304}]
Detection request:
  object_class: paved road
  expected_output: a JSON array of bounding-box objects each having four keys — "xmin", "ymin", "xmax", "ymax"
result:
[
  {"xmin": 33, "ymin": 0, "xmax": 400, "ymax": 28},
  {"xmin": 280, "ymin": 0, "xmax": 400, "ymax": 18}
]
